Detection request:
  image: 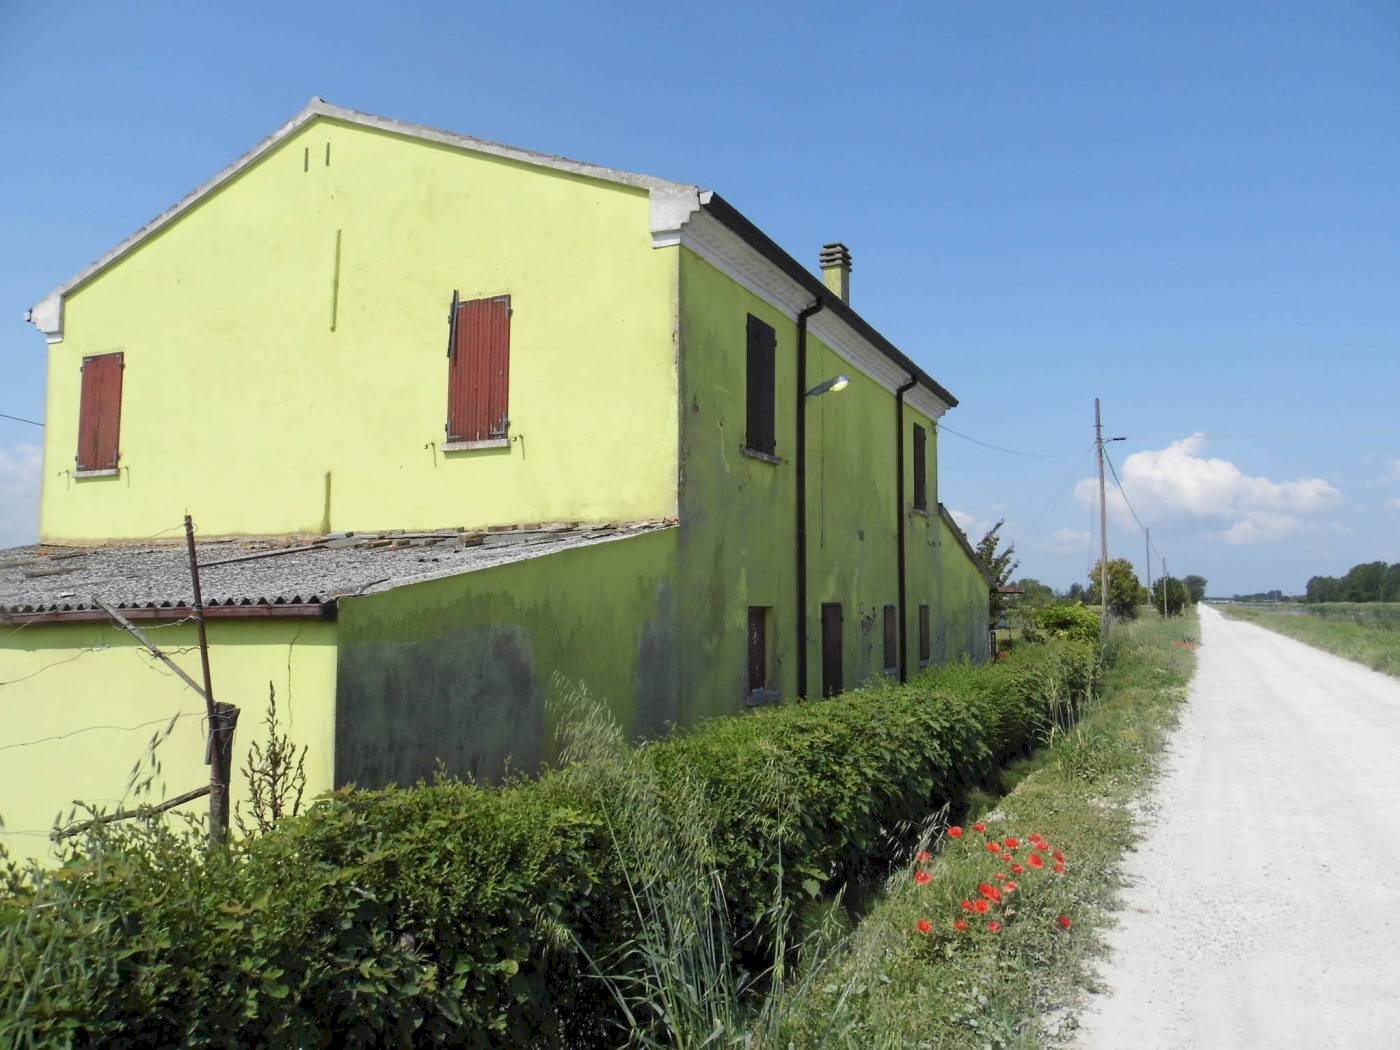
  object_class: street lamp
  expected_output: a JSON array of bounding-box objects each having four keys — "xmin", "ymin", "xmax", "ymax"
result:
[{"xmin": 804, "ymin": 374, "xmax": 849, "ymax": 398}]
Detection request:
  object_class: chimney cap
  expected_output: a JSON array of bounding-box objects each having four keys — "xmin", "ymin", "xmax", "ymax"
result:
[{"xmin": 819, "ymin": 242, "xmax": 853, "ymax": 270}]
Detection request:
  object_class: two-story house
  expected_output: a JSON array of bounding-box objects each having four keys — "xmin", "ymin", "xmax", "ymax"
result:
[{"xmin": 0, "ymin": 99, "xmax": 991, "ymax": 862}]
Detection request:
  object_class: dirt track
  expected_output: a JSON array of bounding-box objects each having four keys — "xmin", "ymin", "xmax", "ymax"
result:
[{"xmin": 1074, "ymin": 604, "xmax": 1400, "ymax": 1049}]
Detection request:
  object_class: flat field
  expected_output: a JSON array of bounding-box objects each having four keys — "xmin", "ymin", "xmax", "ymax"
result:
[{"xmin": 1215, "ymin": 601, "xmax": 1400, "ymax": 678}]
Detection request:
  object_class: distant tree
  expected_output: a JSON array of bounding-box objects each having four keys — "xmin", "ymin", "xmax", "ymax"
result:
[
  {"xmin": 1151, "ymin": 576, "xmax": 1191, "ymax": 616},
  {"xmin": 1013, "ymin": 578, "xmax": 1056, "ymax": 608},
  {"xmin": 1183, "ymin": 575, "xmax": 1207, "ymax": 604},
  {"xmin": 1065, "ymin": 582, "xmax": 1086, "ymax": 604},
  {"xmin": 1342, "ymin": 561, "xmax": 1388, "ymax": 603},
  {"xmin": 1087, "ymin": 558, "xmax": 1145, "ymax": 621},
  {"xmin": 1306, "ymin": 575, "xmax": 1342, "ymax": 603},
  {"xmin": 976, "ymin": 520, "xmax": 1019, "ymax": 621},
  {"xmin": 1386, "ymin": 564, "xmax": 1400, "ymax": 602}
]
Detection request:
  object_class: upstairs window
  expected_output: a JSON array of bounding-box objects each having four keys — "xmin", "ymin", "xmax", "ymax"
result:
[
  {"xmin": 447, "ymin": 293, "xmax": 512, "ymax": 444},
  {"xmin": 76, "ymin": 352, "xmax": 124, "ymax": 473},
  {"xmin": 883, "ymin": 604, "xmax": 898, "ymax": 674},
  {"xmin": 913, "ymin": 424, "xmax": 928, "ymax": 510},
  {"xmin": 745, "ymin": 314, "xmax": 776, "ymax": 456}
]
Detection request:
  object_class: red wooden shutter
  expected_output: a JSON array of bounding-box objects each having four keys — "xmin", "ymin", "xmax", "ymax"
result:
[
  {"xmin": 77, "ymin": 353, "xmax": 124, "ymax": 471},
  {"xmin": 447, "ymin": 295, "xmax": 511, "ymax": 442}
]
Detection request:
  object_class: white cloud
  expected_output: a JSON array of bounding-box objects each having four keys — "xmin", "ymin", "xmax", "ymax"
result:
[
  {"xmin": 0, "ymin": 443, "xmax": 42, "ymax": 549},
  {"xmin": 1075, "ymin": 432, "xmax": 1340, "ymax": 546},
  {"xmin": 1049, "ymin": 527, "xmax": 1092, "ymax": 550},
  {"xmin": 947, "ymin": 508, "xmax": 986, "ymax": 538}
]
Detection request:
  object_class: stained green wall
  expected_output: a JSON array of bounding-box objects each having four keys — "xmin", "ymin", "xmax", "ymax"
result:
[
  {"xmin": 333, "ymin": 529, "xmax": 678, "ymax": 787},
  {"xmin": 675, "ymin": 248, "xmax": 962, "ymax": 714}
]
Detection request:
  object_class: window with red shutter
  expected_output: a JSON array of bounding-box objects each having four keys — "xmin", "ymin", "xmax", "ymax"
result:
[
  {"xmin": 76, "ymin": 353, "xmax": 124, "ymax": 472},
  {"xmin": 446, "ymin": 293, "xmax": 511, "ymax": 444}
]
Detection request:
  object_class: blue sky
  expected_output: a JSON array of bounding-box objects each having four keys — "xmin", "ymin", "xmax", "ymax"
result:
[{"xmin": 2, "ymin": 1, "xmax": 1397, "ymax": 595}]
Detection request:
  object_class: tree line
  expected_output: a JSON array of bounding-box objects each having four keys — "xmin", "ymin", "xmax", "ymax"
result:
[{"xmin": 1305, "ymin": 561, "xmax": 1400, "ymax": 604}]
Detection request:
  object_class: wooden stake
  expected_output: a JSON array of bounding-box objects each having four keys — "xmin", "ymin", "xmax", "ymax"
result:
[{"xmin": 185, "ymin": 515, "xmax": 234, "ymax": 849}]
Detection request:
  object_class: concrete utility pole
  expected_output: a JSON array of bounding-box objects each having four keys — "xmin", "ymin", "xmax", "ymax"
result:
[
  {"xmin": 1145, "ymin": 526, "xmax": 1153, "ymax": 616},
  {"xmin": 1162, "ymin": 556, "xmax": 1170, "ymax": 618},
  {"xmin": 1095, "ymin": 399, "xmax": 1110, "ymax": 643}
]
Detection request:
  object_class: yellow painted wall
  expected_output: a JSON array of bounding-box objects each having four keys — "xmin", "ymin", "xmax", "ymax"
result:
[
  {"xmin": 0, "ymin": 620, "xmax": 336, "ymax": 865},
  {"xmin": 40, "ymin": 117, "xmax": 678, "ymax": 542}
]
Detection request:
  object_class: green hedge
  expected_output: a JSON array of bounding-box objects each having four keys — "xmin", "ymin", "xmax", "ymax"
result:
[{"xmin": 0, "ymin": 639, "xmax": 1098, "ymax": 1048}]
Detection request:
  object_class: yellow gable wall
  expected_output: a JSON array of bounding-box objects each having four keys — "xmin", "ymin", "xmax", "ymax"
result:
[
  {"xmin": 0, "ymin": 620, "xmax": 337, "ymax": 865},
  {"xmin": 40, "ymin": 118, "xmax": 678, "ymax": 542}
]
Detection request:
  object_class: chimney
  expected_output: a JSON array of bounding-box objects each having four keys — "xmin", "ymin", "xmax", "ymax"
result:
[{"xmin": 819, "ymin": 242, "xmax": 852, "ymax": 303}]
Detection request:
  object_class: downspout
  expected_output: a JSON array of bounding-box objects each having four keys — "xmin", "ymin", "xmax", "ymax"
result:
[
  {"xmin": 795, "ymin": 298, "xmax": 825, "ymax": 700},
  {"xmin": 895, "ymin": 375, "xmax": 918, "ymax": 683}
]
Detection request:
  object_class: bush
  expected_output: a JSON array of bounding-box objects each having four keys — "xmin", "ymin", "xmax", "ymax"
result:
[
  {"xmin": 1022, "ymin": 603, "xmax": 1101, "ymax": 646},
  {"xmin": 0, "ymin": 640, "xmax": 1099, "ymax": 1048}
]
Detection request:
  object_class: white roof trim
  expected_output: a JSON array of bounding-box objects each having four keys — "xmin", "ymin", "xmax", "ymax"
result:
[
  {"xmin": 657, "ymin": 207, "xmax": 951, "ymax": 418},
  {"xmin": 25, "ymin": 97, "xmax": 702, "ymax": 342}
]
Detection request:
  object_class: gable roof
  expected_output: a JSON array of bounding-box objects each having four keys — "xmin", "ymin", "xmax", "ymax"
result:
[{"xmin": 25, "ymin": 98, "xmax": 955, "ymax": 410}]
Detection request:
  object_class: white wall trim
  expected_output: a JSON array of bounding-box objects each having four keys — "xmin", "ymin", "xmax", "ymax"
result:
[{"xmin": 654, "ymin": 209, "xmax": 951, "ymax": 418}]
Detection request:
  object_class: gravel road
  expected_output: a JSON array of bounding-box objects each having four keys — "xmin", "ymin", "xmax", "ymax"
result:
[{"xmin": 1074, "ymin": 604, "xmax": 1400, "ymax": 1049}]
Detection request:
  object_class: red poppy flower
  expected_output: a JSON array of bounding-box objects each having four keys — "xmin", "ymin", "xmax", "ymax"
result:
[
  {"xmin": 1057, "ymin": 915, "xmax": 1072, "ymax": 930},
  {"xmin": 917, "ymin": 918, "xmax": 933, "ymax": 934},
  {"xmin": 1053, "ymin": 862, "xmax": 1066, "ymax": 874},
  {"xmin": 948, "ymin": 826, "xmax": 964, "ymax": 839},
  {"xmin": 1031, "ymin": 843, "xmax": 1046, "ymax": 853},
  {"xmin": 916, "ymin": 850, "xmax": 932, "ymax": 863},
  {"xmin": 1003, "ymin": 837, "xmax": 1019, "ymax": 849},
  {"xmin": 1029, "ymin": 854, "xmax": 1045, "ymax": 869},
  {"xmin": 973, "ymin": 822, "xmax": 986, "ymax": 833},
  {"xmin": 985, "ymin": 842, "xmax": 1001, "ymax": 854},
  {"xmin": 961, "ymin": 899, "xmax": 974, "ymax": 912},
  {"xmin": 1011, "ymin": 863, "xmax": 1024, "ymax": 875},
  {"xmin": 1054, "ymin": 851, "xmax": 1065, "ymax": 862},
  {"xmin": 994, "ymin": 872, "xmax": 1006, "ymax": 882},
  {"xmin": 1001, "ymin": 852, "xmax": 1014, "ymax": 863},
  {"xmin": 987, "ymin": 921, "xmax": 1002, "ymax": 933},
  {"xmin": 978, "ymin": 883, "xmax": 1001, "ymax": 904},
  {"xmin": 973, "ymin": 899, "xmax": 990, "ymax": 914},
  {"xmin": 914, "ymin": 870, "xmax": 932, "ymax": 886},
  {"xmin": 954, "ymin": 919, "xmax": 968, "ymax": 932},
  {"xmin": 1004, "ymin": 880, "xmax": 1018, "ymax": 893}
]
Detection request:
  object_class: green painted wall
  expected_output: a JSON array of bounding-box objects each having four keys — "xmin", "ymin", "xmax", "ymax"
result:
[
  {"xmin": 935, "ymin": 517, "xmax": 993, "ymax": 664},
  {"xmin": 333, "ymin": 529, "xmax": 678, "ymax": 787},
  {"xmin": 675, "ymin": 248, "xmax": 967, "ymax": 714},
  {"xmin": 0, "ymin": 620, "xmax": 337, "ymax": 865},
  {"xmin": 40, "ymin": 116, "xmax": 678, "ymax": 543}
]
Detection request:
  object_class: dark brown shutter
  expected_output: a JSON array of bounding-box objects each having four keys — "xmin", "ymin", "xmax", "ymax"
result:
[
  {"xmin": 447, "ymin": 295, "xmax": 511, "ymax": 442},
  {"xmin": 919, "ymin": 604, "xmax": 931, "ymax": 663},
  {"xmin": 77, "ymin": 353, "xmax": 124, "ymax": 471},
  {"xmin": 748, "ymin": 607, "xmax": 767, "ymax": 692},
  {"xmin": 883, "ymin": 604, "xmax": 898, "ymax": 672},
  {"xmin": 745, "ymin": 314, "xmax": 776, "ymax": 455},
  {"xmin": 913, "ymin": 424, "xmax": 927, "ymax": 510},
  {"xmin": 821, "ymin": 603, "xmax": 843, "ymax": 698}
]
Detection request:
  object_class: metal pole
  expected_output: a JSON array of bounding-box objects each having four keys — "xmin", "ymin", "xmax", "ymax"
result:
[
  {"xmin": 1095, "ymin": 399, "xmax": 1110, "ymax": 642},
  {"xmin": 185, "ymin": 514, "xmax": 231, "ymax": 848}
]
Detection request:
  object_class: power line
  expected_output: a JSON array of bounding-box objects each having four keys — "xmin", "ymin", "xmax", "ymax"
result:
[
  {"xmin": 0, "ymin": 412, "xmax": 43, "ymax": 427},
  {"xmin": 1102, "ymin": 447, "xmax": 1149, "ymax": 535},
  {"xmin": 937, "ymin": 422, "xmax": 1083, "ymax": 459}
]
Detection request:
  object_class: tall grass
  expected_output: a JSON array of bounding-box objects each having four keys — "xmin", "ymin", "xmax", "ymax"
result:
[{"xmin": 1218, "ymin": 603, "xmax": 1400, "ymax": 678}]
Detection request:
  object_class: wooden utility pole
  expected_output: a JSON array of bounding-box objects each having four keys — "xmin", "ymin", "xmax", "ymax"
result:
[
  {"xmin": 1095, "ymin": 399, "xmax": 1110, "ymax": 642},
  {"xmin": 184, "ymin": 515, "xmax": 237, "ymax": 849}
]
